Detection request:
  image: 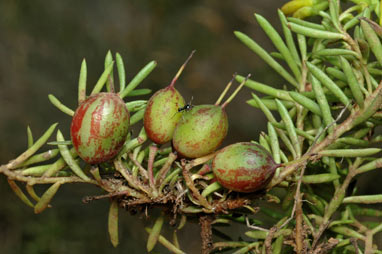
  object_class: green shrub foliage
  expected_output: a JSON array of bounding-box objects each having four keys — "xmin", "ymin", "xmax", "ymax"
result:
[{"xmin": 2, "ymin": 1, "xmax": 382, "ymax": 253}]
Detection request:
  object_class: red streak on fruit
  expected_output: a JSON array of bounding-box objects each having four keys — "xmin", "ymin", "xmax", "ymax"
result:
[{"xmin": 71, "ymin": 95, "xmax": 98, "ymax": 148}]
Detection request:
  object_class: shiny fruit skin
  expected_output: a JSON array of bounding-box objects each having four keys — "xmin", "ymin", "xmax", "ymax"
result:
[
  {"xmin": 172, "ymin": 104, "xmax": 228, "ymax": 158},
  {"xmin": 212, "ymin": 142, "xmax": 278, "ymax": 193},
  {"xmin": 70, "ymin": 92, "xmax": 130, "ymax": 164},
  {"xmin": 144, "ymin": 86, "xmax": 185, "ymax": 144}
]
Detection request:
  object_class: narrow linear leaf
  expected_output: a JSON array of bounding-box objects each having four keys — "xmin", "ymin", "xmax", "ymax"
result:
[
  {"xmin": 245, "ymin": 229, "xmax": 292, "ymax": 239},
  {"xmin": 313, "ymin": 49, "xmax": 359, "ymax": 58},
  {"xmin": 236, "ymin": 75, "xmax": 292, "ymax": 101},
  {"xmin": 232, "ymin": 242, "xmax": 259, "ymax": 254},
  {"xmin": 259, "ymin": 134, "xmax": 271, "ymax": 153},
  {"xmin": 27, "ymin": 126, "xmax": 33, "ymax": 148},
  {"xmin": 8, "ymin": 180, "xmax": 34, "ymax": 207},
  {"xmin": 56, "ymin": 130, "xmax": 90, "ymax": 181},
  {"xmin": 255, "ymin": 14, "xmax": 301, "ymax": 81},
  {"xmin": 330, "ymin": 226, "xmax": 365, "ymax": 240},
  {"xmin": 328, "ymin": 0, "xmax": 341, "ymax": 31},
  {"xmin": 125, "ymin": 88, "xmax": 152, "ymax": 97},
  {"xmin": 235, "ymin": 31, "xmax": 298, "ymax": 87},
  {"xmin": 7, "ymin": 123, "xmax": 58, "ymax": 169},
  {"xmin": 344, "ymin": 14, "xmax": 361, "ymax": 31},
  {"xmin": 91, "ymin": 61, "xmax": 114, "ymax": 95},
  {"xmin": 104, "ymin": 50, "xmax": 114, "ymax": 92},
  {"xmin": 289, "ymin": 91, "xmax": 322, "ymax": 116},
  {"xmin": 252, "ymin": 93, "xmax": 296, "ymax": 158},
  {"xmin": 22, "ymin": 164, "xmax": 52, "ymax": 176},
  {"xmin": 48, "ymin": 94, "xmax": 75, "ymax": 116},
  {"xmin": 278, "ymin": 10, "xmax": 301, "ymax": 65},
  {"xmin": 319, "ymin": 148, "xmax": 381, "ymax": 157},
  {"xmin": 147, "ymin": 213, "xmax": 165, "ymax": 252},
  {"xmin": 343, "ymin": 194, "xmax": 382, "ymax": 204},
  {"xmin": 120, "ymin": 60, "xmax": 157, "ymax": 99},
  {"xmin": 43, "ymin": 148, "xmax": 77, "ymax": 177},
  {"xmin": 307, "ymin": 62, "xmax": 350, "ymax": 106},
  {"xmin": 172, "ymin": 230, "xmax": 180, "ymax": 249},
  {"xmin": 145, "ymin": 227, "xmax": 185, "ymax": 254},
  {"xmin": 34, "ymin": 182, "xmax": 61, "ymax": 214},
  {"xmin": 126, "ymin": 100, "xmax": 146, "ymax": 112},
  {"xmin": 117, "ymin": 127, "xmax": 147, "ymax": 157},
  {"xmin": 311, "ymin": 76, "xmax": 334, "ymax": 132},
  {"xmin": 273, "ymin": 235, "xmax": 284, "ymax": 254},
  {"xmin": 78, "ymin": 58, "xmax": 87, "ymax": 104},
  {"xmin": 247, "ymin": 98, "xmax": 294, "ymax": 110},
  {"xmin": 357, "ymin": 157, "xmax": 382, "ymax": 174},
  {"xmin": 201, "ymin": 182, "xmax": 222, "ymax": 197},
  {"xmin": 287, "ymin": 22, "xmax": 345, "ymax": 40},
  {"xmin": 271, "ymin": 122, "xmax": 315, "ymax": 141},
  {"xmin": 26, "ymin": 184, "xmax": 41, "ymax": 202},
  {"xmin": 326, "ymin": 67, "xmax": 347, "ymax": 82},
  {"xmin": 297, "ymin": 34, "xmax": 307, "ymax": 61},
  {"xmin": 48, "ymin": 140, "xmax": 73, "ymax": 145},
  {"xmin": 108, "ymin": 199, "xmax": 119, "ymax": 247},
  {"xmin": 361, "ymin": 19, "xmax": 382, "ymax": 66},
  {"xmin": 287, "ymin": 17, "xmax": 325, "ymax": 30},
  {"xmin": 18, "ymin": 149, "xmax": 59, "ymax": 167},
  {"xmin": 340, "ymin": 56, "xmax": 364, "ymax": 108},
  {"xmin": 352, "ymin": 84, "xmax": 382, "ymax": 127},
  {"xmin": 267, "ymin": 122, "xmax": 280, "ymax": 164},
  {"xmin": 300, "ymin": 173, "xmax": 340, "ymax": 184},
  {"xmin": 115, "ymin": 53, "xmax": 126, "ymax": 93},
  {"xmin": 130, "ymin": 108, "xmax": 145, "ymax": 125},
  {"xmin": 276, "ymin": 99, "xmax": 301, "ymax": 157}
]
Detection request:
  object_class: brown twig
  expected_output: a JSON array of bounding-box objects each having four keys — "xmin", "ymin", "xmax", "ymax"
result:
[
  {"xmin": 0, "ymin": 165, "xmax": 97, "ymax": 185},
  {"xmin": 269, "ymin": 82, "xmax": 382, "ymax": 189},
  {"xmin": 147, "ymin": 145, "xmax": 158, "ymax": 195},
  {"xmin": 265, "ymin": 226, "xmax": 277, "ymax": 254},
  {"xmin": 200, "ymin": 215, "xmax": 214, "ymax": 254},
  {"xmin": 181, "ymin": 159, "xmax": 212, "ymax": 210}
]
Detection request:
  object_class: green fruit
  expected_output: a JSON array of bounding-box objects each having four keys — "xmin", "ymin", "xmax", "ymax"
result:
[
  {"xmin": 212, "ymin": 142, "xmax": 279, "ymax": 193},
  {"xmin": 172, "ymin": 105, "xmax": 228, "ymax": 158},
  {"xmin": 143, "ymin": 51, "xmax": 195, "ymax": 144},
  {"xmin": 70, "ymin": 92, "xmax": 130, "ymax": 164},
  {"xmin": 143, "ymin": 86, "xmax": 185, "ymax": 144}
]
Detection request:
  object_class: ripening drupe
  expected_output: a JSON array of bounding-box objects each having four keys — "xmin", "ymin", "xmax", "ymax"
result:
[
  {"xmin": 143, "ymin": 51, "xmax": 195, "ymax": 144},
  {"xmin": 70, "ymin": 92, "xmax": 130, "ymax": 164},
  {"xmin": 172, "ymin": 74, "xmax": 250, "ymax": 158},
  {"xmin": 172, "ymin": 104, "xmax": 228, "ymax": 158},
  {"xmin": 212, "ymin": 142, "xmax": 279, "ymax": 193}
]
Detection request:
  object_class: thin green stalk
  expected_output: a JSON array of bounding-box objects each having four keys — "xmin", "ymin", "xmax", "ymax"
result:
[
  {"xmin": 255, "ymin": 14, "xmax": 301, "ymax": 81},
  {"xmin": 56, "ymin": 130, "xmax": 90, "ymax": 181},
  {"xmin": 78, "ymin": 58, "xmax": 87, "ymax": 104},
  {"xmin": 287, "ymin": 22, "xmax": 345, "ymax": 39},
  {"xmin": 7, "ymin": 123, "xmax": 58, "ymax": 169},
  {"xmin": 235, "ymin": 31, "xmax": 298, "ymax": 87},
  {"xmin": 91, "ymin": 61, "xmax": 114, "ymax": 95},
  {"xmin": 34, "ymin": 182, "xmax": 61, "ymax": 214},
  {"xmin": 268, "ymin": 122, "xmax": 281, "ymax": 164},
  {"xmin": 119, "ymin": 60, "xmax": 157, "ymax": 99},
  {"xmin": 115, "ymin": 52, "xmax": 126, "ymax": 93},
  {"xmin": 276, "ymin": 99, "xmax": 301, "ymax": 157}
]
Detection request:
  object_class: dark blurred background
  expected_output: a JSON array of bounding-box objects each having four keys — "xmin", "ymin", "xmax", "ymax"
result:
[{"xmin": 0, "ymin": 0, "xmax": 356, "ymax": 253}]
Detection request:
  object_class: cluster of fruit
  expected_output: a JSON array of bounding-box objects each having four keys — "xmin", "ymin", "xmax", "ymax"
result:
[{"xmin": 70, "ymin": 51, "xmax": 279, "ymax": 193}]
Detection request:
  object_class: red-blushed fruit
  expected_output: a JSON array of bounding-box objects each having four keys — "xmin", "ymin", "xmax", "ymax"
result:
[
  {"xmin": 212, "ymin": 142, "xmax": 279, "ymax": 193},
  {"xmin": 143, "ymin": 86, "xmax": 185, "ymax": 144},
  {"xmin": 70, "ymin": 92, "xmax": 130, "ymax": 164},
  {"xmin": 172, "ymin": 104, "xmax": 228, "ymax": 158},
  {"xmin": 143, "ymin": 51, "xmax": 195, "ymax": 145}
]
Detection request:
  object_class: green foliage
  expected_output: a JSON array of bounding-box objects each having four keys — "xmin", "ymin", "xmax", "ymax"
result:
[{"xmin": 2, "ymin": 0, "xmax": 382, "ymax": 253}]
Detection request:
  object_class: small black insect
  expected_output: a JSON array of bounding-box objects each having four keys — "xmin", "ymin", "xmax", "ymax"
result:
[
  {"xmin": 172, "ymin": 97, "xmax": 193, "ymax": 118},
  {"xmin": 177, "ymin": 103, "xmax": 193, "ymax": 113}
]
